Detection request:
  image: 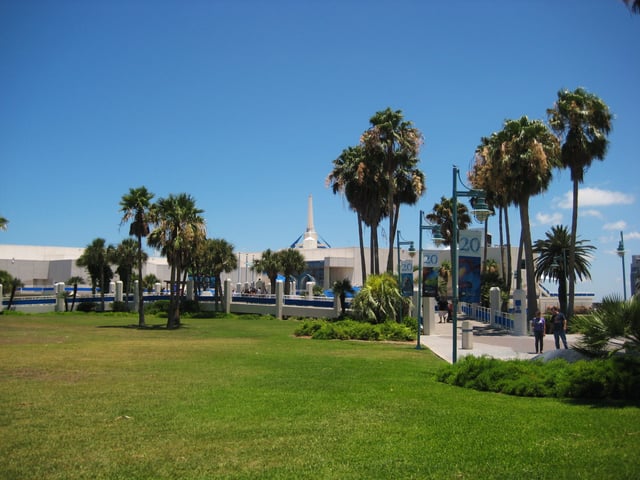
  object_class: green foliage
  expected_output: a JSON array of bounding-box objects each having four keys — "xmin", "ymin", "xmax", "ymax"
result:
[
  {"xmin": 76, "ymin": 302, "xmax": 97, "ymax": 312},
  {"xmin": 573, "ymin": 295, "xmax": 640, "ymax": 357},
  {"xmin": 180, "ymin": 299, "xmax": 200, "ymax": 314},
  {"xmin": 437, "ymin": 354, "xmax": 640, "ymax": 400},
  {"xmin": 294, "ymin": 319, "xmax": 413, "ymax": 341},
  {"xmin": 145, "ymin": 300, "xmax": 170, "ymax": 315},
  {"xmin": 111, "ymin": 301, "xmax": 130, "ymax": 313},
  {"xmin": 352, "ymin": 273, "xmax": 403, "ymax": 324}
]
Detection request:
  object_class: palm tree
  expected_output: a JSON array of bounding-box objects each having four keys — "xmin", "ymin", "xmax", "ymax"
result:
[
  {"xmin": 143, "ymin": 274, "xmax": 160, "ymax": 293},
  {"xmin": 425, "ymin": 196, "xmax": 472, "ymax": 248},
  {"xmin": 360, "ymin": 108, "xmax": 425, "ymax": 273},
  {"xmin": 76, "ymin": 238, "xmax": 113, "ymax": 312},
  {"xmin": 195, "ymin": 238, "xmax": 237, "ymax": 309},
  {"xmin": 278, "ymin": 249, "xmax": 306, "ymax": 295},
  {"xmin": 332, "ymin": 279, "xmax": 354, "ymax": 318},
  {"xmin": 472, "ymin": 131, "xmax": 516, "ymax": 292},
  {"xmin": 5, "ymin": 276, "xmax": 24, "ymax": 312},
  {"xmin": 547, "ymin": 88, "xmax": 613, "ymax": 319},
  {"xmin": 327, "ymin": 145, "xmax": 370, "ymax": 282},
  {"xmin": 622, "ymin": 0, "xmax": 640, "ymax": 14},
  {"xmin": 487, "ymin": 116, "xmax": 560, "ymax": 317},
  {"xmin": 573, "ymin": 294, "xmax": 640, "ymax": 357},
  {"xmin": 253, "ymin": 249, "xmax": 281, "ymax": 294},
  {"xmin": 533, "ymin": 225, "xmax": 595, "ymax": 316},
  {"xmin": 66, "ymin": 275, "xmax": 85, "ymax": 312},
  {"xmin": 351, "ymin": 273, "xmax": 403, "ymax": 324},
  {"xmin": 148, "ymin": 193, "xmax": 206, "ymax": 328},
  {"xmin": 111, "ymin": 238, "xmax": 147, "ymax": 309},
  {"xmin": 0, "ymin": 216, "xmax": 8, "ymax": 231},
  {"xmin": 120, "ymin": 186, "xmax": 154, "ymax": 327}
]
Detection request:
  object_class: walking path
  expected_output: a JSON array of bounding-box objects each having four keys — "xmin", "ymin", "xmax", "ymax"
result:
[{"xmin": 419, "ymin": 316, "xmax": 581, "ymax": 363}]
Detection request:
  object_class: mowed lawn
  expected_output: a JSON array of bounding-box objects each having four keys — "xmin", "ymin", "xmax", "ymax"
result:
[{"xmin": 1, "ymin": 313, "xmax": 639, "ymax": 480}]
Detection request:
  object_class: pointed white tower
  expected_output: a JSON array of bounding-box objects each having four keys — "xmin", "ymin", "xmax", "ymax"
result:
[{"xmin": 303, "ymin": 194, "xmax": 318, "ymax": 249}]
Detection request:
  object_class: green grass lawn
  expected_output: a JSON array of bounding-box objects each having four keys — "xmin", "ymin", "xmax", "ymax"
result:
[{"xmin": 1, "ymin": 312, "xmax": 639, "ymax": 479}]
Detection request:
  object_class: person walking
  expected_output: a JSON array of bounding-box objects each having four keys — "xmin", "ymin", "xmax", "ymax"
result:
[
  {"xmin": 437, "ymin": 297, "xmax": 448, "ymax": 323},
  {"xmin": 551, "ymin": 306, "xmax": 568, "ymax": 349},
  {"xmin": 531, "ymin": 310, "xmax": 546, "ymax": 354}
]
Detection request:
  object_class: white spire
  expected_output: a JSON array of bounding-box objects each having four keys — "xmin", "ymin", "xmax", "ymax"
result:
[{"xmin": 303, "ymin": 194, "xmax": 318, "ymax": 249}]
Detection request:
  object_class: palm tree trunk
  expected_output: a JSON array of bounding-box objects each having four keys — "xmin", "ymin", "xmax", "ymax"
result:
[
  {"xmin": 505, "ymin": 208, "xmax": 513, "ymax": 294},
  {"xmin": 519, "ymin": 202, "xmax": 539, "ymax": 317},
  {"xmin": 499, "ymin": 207, "xmax": 506, "ymax": 282},
  {"xmin": 71, "ymin": 283, "xmax": 78, "ymax": 312},
  {"xmin": 137, "ymin": 234, "xmax": 146, "ymax": 327},
  {"xmin": 386, "ymin": 204, "xmax": 400, "ymax": 273},
  {"xmin": 568, "ymin": 179, "xmax": 579, "ymax": 319},
  {"xmin": 357, "ymin": 212, "xmax": 367, "ymax": 284}
]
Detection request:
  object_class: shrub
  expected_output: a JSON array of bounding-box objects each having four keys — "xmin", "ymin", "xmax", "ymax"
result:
[
  {"xmin": 111, "ymin": 301, "xmax": 130, "ymax": 313},
  {"xmin": 145, "ymin": 300, "xmax": 170, "ymax": 315},
  {"xmin": 76, "ymin": 302, "xmax": 97, "ymax": 312},
  {"xmin": 436, "ymin": 354, "xmax": 640, "ymax": 401}
]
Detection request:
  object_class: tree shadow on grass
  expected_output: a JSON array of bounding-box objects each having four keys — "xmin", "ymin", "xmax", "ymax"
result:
[{"xmin": 98, "ymin": 323, "xmax": 190, "ymax": 330}]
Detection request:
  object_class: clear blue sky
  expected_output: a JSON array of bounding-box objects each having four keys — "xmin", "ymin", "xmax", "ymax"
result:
[{"xmin": 1, "ymin": 0, "xmax": 638, "ymax": 301}]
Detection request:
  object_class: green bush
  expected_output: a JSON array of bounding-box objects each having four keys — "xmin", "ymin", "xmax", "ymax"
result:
[
  {"xmin": 145, "ymin": 300, "xmax": 170, "ymax": 315},
  {"xmin": 180, "ymin": 299, "xmax": 200, "ymax": 314},
  {"xmin": 76, "ymin": 302, "xmax": 97, "ymax": 312},
  {"xmin": 111, "ymin": 301, "xmax": 130, "ymax": 313},
  {"xmin": 294, "ymin": 319, "xmax": 412, "ymax": 342},
  {"xmin": 436, "ymin": 354, "xmax": 640, "ymax": 401}
]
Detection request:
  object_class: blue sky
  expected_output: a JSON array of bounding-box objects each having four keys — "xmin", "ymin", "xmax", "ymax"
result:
[{"xmin": 1, "ymin": 0, "xmax": 638, "ymax": 301}]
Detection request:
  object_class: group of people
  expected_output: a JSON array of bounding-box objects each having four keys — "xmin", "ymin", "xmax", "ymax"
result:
[
  {"xmin": 530, "ymin": 306, "xmax": 569, "ymax": 354},
  {"xmin": 437, "ymin": 297, "xmax": 452, "ymax": 323}
]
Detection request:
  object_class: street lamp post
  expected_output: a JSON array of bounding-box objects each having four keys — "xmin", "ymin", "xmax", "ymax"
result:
[
  {"xmin": 617, "ymin": 231, "xmax": 627, "ymax": 301},
  {"xmin": 451, "ymin": 165, "xmax": 492, "ymax": 363},
  {"xmin": 416, "ymin": 210, "xmax": 444, "ymax": 349},
  {"xmin": 396, "ymin": 230, "xmax": 415, "ymax": 324}
]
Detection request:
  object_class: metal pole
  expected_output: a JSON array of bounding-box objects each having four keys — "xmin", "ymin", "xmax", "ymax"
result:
[
  {"xmin": 417, "ymin": 213, "xmax": 424, "ymax": 349},
  {"xmin": 620, "ymin": 231, "xmax": 627, "ymax": 301},
  {"xmin": 451, "ymin": 166, "xmax": 459, "ymax": 364}
]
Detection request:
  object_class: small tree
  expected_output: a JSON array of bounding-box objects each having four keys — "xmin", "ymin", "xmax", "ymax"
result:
[
  {"xmin": 352, "ymin": 273, "xmax": 404, "ymax": 324},
  {"xmin": 67, "ymin": 276, "xmax": 85, "ymax": 312},
  {"xmin": 332, "ymin": 279, "xmax": 354, "ymax": 318},
  {"xmin": 574, "ymin": 295, "xmax": 640, "ymax": 357}
]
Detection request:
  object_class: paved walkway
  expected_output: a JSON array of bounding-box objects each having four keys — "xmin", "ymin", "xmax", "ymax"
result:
[{"xmin": 419, "ymin": 316, "xmax": 580, "ymax": 363}]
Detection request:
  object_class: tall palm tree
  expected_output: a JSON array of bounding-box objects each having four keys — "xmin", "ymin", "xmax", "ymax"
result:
[
  {"xmin": 111, "ymin": 238, "xmax": 147, "ymax": 309},
  {"xmin": 472, "ymin": 131, "xmax": 516, "ymax": 292},
  {"xmin": 195, "ymin": 238, "xmax": 237, "ymax": 309},
  {"xmin": 66, "ymin": 275, "xmax": 85, "ymax": 312},
  {"xmin": 622, "ymin": 0, "xmax": 640, "ymax": 14},
  {"xmin": 489, "ymin": 117, "xmax": 560, "ymax": 317},
  {"xmin": 0, "ymin": 216, "xmax": 8, "ymax": 231},
  {"xmin": 533, "ymin": 225, "xmax": 595, "ymax": 316},
  {"xmin": 425, "ymin": 196, "xmax": 471, "ymax": 247},
  {"xmin": 332, "ymin": 279, "xmax": 354, "ymax": 317},
  {"xmin": 148, "ymin": 193, "xmax": 206, "ymax": 328},
  {"xmin": 278, "ymin": 248, "xmax": 306, "ymax": 295},
  {"xmin": 547, "ymin": 88, "xmax": 612, "ymax": 319},
  {"xmin": 360, "ymin": 108, "xmax": 424, "ymax": 273},
  {"xmin": 327, "ymin": 146, "xmax": 370, "ymax": 282},
  {"xmin": 253, "ymin": 249, "xmax": 281, "ymax": 294},
  {"xmin": 120, "ymin": 186, "xmax": 154, "ymax": 327},
  {"xmin": 76, "ymin": 238, "xmax": 114, "ymax": 312}
]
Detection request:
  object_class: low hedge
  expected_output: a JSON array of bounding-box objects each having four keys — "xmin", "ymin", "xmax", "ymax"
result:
[
  {"xmin": 436, "ymin": 354, "xmax": 640, "ymax": 401},
  {"xmin": 295, "ymin": 319, "xmax": 414, "ymax": 342}
]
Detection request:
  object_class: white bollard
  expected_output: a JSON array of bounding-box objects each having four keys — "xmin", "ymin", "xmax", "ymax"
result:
[{"xmin": 462, "ymin": 320, "xmax": 473, "ymax": 349}]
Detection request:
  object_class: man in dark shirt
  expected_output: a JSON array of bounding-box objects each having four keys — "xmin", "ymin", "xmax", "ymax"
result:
[{"xmin": 551, "ymin": 306, "xmax": 568, "ymax": 349}]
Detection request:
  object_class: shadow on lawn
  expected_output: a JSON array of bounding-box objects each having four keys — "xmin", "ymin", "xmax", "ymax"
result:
[{"xmin": 98, "ymin": 324, "xmax": 189, "ymax": 330}]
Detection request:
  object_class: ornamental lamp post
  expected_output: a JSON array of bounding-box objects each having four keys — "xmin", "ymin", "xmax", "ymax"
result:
[
  {"xmin": 451, "ymin": 165, "xmax": 492, "ymax": 363},
  {"xmin": 617, "ymin": 231, "xmax": 627, "ymax": 301},
  {"xmin": 416, "ymin": 210, "xmax": 445, "ymax": 349},
  {"xmin": 396, "ymin": 230, "xmax": 416, "ymax": 324}
]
